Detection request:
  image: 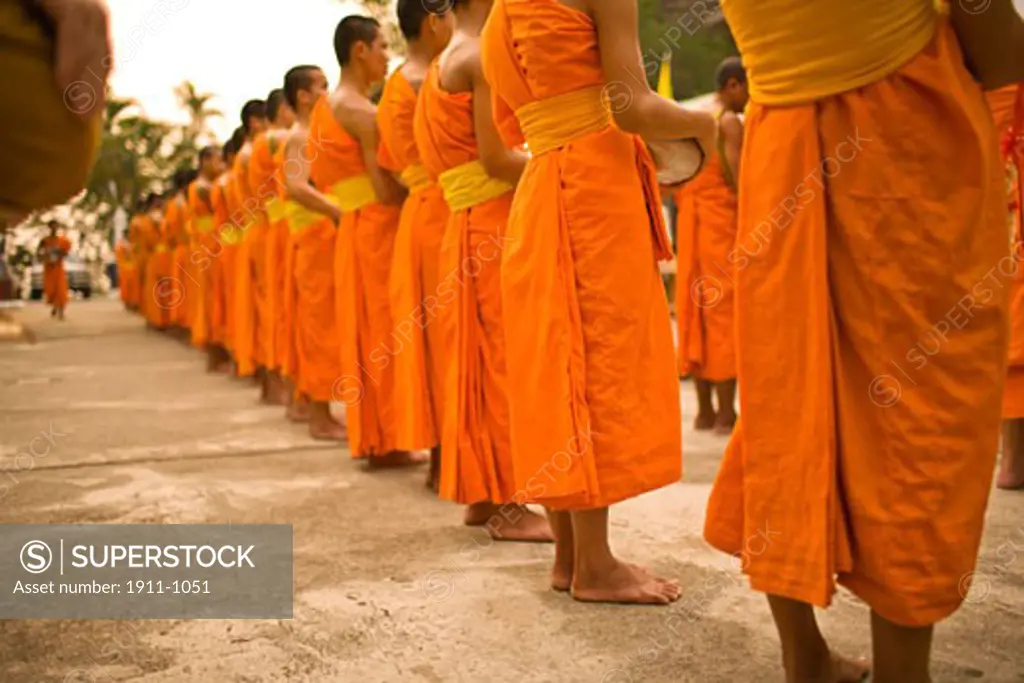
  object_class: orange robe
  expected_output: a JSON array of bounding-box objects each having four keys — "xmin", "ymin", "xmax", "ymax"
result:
[
  {"xmin": 170, "ymin": 194, "xmax": 192, "ymax": 329},
  {"xmin": 187, "ymin": 181, "xmax": 216, "ymax": 348},
  {"xmin": 221, "ymin": 173, "xmax": 244, "ymax": 357},
  {"xmin": 248, "ymin": 133, "xmax": 280, "ymax": 370},
  {"xmin": 291, "ymin": 209, "xmax": 340, "ymax": 401},
  {"xmin": 415, "ymin": 63, "xmax": 518, "ymax": 504},
  {"xmin": 40, "ymin": 235, "xmax": 71, "ymax": 308},
  {"xmin": 481, "ymin": 0, "xmax": 681, "ymax": 510},
  {"xmin": 206, "ymin": 174, "xmax": 231, "ymax": 348},
  {"xmin": 274, "ymin": 143, "xmax": 300, "ymax": 382},
  {"xmin": 993, "ymin": 85, "xmax": 1024, "ymax": 418},
  {"xmin": 700, "ymin": 1, "xmax": 1007, "ymax": 627},
  {"xmin": 232, "ymin": 151, "xmax": 258, "ymax": 376},
  {"xmin": 381, "ymin": 68, "xmax": 451, "ymax": 452},
  {"xmin": 146, "ymin": 206, "xmax": 176, "ymax": 329},
  {"xmin": 674, "ymin": 121, "xmax": 738, "ymax": 381},
  {"xmin": 309, "ymin": 96, "xmax": 402, "ymax": 457},
  {"xmin": 135, "ymin": 214, "xmax": 159, "ymax": 323},
  {"xmin": 117, "ymin": 221, "xmax": 139, "ymax": 309},
  {"xmin": 266, "ymin": 139, "xmax": 291, "ymax": 373}
]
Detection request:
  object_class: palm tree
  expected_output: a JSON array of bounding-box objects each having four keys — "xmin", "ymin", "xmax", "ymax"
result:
[{"xmin": 173, "ymin": 80, "xmax": 223, "ymax": 149}]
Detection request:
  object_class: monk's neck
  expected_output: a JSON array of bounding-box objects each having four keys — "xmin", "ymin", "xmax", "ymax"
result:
[
  {"xmin": 455, "ymin": 6, "xmax": 489, "ymax": 36},
  {"xmin": 296, "ymin": 112, "xmax": 312, "ymax": 128},
  {"xmin": 340, "ymin": 69, "xmax": 373, "ymax": 97},
  {"xmin": 406, "ymin": 41, "xmax": 434, "ymax": 68}
]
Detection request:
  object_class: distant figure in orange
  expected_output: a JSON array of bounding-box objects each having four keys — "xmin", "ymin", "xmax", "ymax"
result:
[{"xmin": 36, "ymin": 220, "xmax": 72, "ymax": 320}]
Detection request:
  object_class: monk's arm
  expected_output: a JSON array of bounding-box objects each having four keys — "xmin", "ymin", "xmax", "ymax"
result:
[
  {"xmin": 950, "ymin": 0, "xmax": 1024, "ymax": 90},
  {"xmin": 343, "ymin": 102, "xmax": 408, "ymax": 207},
  {"xmin": 283, "ymin": 131, "xmax": 342, "ymax": 223},
  {"xmin": 720, "ymin": 111, "xmax": 743, "ymax": 183},
  {"xmin": 473, "ymin": 59, "xmax": 527, "ymax": 186},
  {"xmin": 588, "ymin": 0, "xmax": 715, "ymax": 153}
]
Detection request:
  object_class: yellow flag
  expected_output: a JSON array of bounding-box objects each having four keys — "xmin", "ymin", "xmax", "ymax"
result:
[{"xmin": 657, "ymin": 54, "xmax": 674, "ymax": 100}]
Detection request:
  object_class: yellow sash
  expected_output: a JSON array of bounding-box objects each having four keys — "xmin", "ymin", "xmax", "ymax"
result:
[
  {"xmin": 286, "ymin": 200, "xmax": 327, "ymax": 233},
  {"xmin": 329, "ymin": 174, "xmax": 377, "ymax": 211},
  {"xmin": 516, "ymin": 86, "xmax": 611, "ymax": 156},
  {"xmin": 217, "ymin": 224, "xmax": 242, "ymax": 245},
  {"xmin": 194, "ymin": 215, "xmax": 215, "ymax": 234},
  {"xmin": 154, "ymin": 244, "xmax": 168, "ymax": 253},
  {"xmin": 719, "ymin": 0, "xmax": 938, "ymax": 105},
  {"xmin": 438, "ymin": 160, "xmax": 513, "ymax": 213},
  {"xmin": 266, "ymin": 197, "xmax": 289, "ymax": 223},
  {"xmin": 400, "ymin": 163, "xmax": 433, "ymax": 195}
]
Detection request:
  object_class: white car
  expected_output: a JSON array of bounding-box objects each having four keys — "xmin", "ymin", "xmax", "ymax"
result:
[{"xmin": 29, "ymin": 256, "xmax": 92, "ymax": 300}]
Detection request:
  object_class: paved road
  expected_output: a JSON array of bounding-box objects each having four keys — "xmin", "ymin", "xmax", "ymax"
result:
[{"xmin": 1, "ymin": 299, "xmax": 1022, "ymax": 682}]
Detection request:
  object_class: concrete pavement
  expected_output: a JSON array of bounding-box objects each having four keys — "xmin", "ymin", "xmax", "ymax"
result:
[{"xmin": 0, "ymin": 298, "xmax": 1022, "ymax": 682}]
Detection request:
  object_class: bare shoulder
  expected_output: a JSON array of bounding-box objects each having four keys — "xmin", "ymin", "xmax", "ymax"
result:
[
  {"xmin": 331, "ymin": 86, "xmax": 377, "ymax": 138},
  {"xmin": 439, "ymin": 36, "xmax": 480, "ymax": 93},
  {"xmin": 400, "ymin": 59, "xmax": 428, "ymax": 92},
  {"xmin": 719, "ymin": 111, "xmax": 743, "ymax": 138}
]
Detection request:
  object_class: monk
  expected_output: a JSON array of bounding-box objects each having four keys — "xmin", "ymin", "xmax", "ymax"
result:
[
  {"xmin": 692, "ymin": 0, "xmax": 1022, "ymax": 680},
  {"xmin": 416, "ymin": 0, "xmax": 552, "ymax": 539},
  {"xmin": 141, "ymin": 193, "xmax": 170, "ymax": 329},
  {"xmin": 37, "ymin": 221, "xmax": 71, "ymax": 320},
  {"xmin": 187, "ymin": 145, "xmax": 225, "ymax": 361},
  {"xmin": 282, "ymin": 65, "xmax": 347, "ymax": 440},
  {"xmin": 145, "ymin": 187, "xmax": 179, "ymax": 331},
  {"xmin": 170, "ymin": 170, "xmax": 196, "ymax": 338},
  {"xmin": 249, "ymin": 90, "xmax": 296, "ymax": 405},
  {"xmin": 992, "ymin": 84, "xmax": 1024, "ymax": 490},
  {"xmin": 119, "ymin": 207, "xmax": 141, "ymax": 311},
  {"xmin": 675, "ymin": 57, "xmax": 747, "ymax": 435},
  {"xmin": 0, "ymin": 0, "xmax": 107, "ymax": 223},
  {"xmin": 221, "ymin": 127, "xmax": 248, "ymax": 369},
  {"xmin": 481, "ymin": 0, "xmax": 714, "ymax": 602},
  {"xmin": 381, "ymin": 0, "xmax": 454, "ymax": 488},
  {"xmin": 207, "ymin": 137, "xmax": 240, "ymax": 372},
  {"xmin": 310, "ymin": 16, "xmax": 422, "ymax": 465},
  {"xmin": 231, "ymin": 100, "xmax": 269, "ymax": 380}
]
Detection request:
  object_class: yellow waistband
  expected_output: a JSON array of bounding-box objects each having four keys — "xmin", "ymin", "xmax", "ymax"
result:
[
  {"xmin": 217, "ymin": 224, "xmax": 243, "ymax": 245},
  {"xmin": 720, "ymin": 0, "xmax": 939, "ymax": 105},
  {"xmin": 266, "ymin": 197, "xmax": 289, "ymax": 223},
  {"xmin": 154, "ymin": 245, "xmax": 168, "ymax": 253},
  {"xmin": 400, "ymin": 164, "xmax": 434, "ymax": 195},
  {"xmin": 286, "ymin": 200, "xmax": 327, "ymax": 233},
  {"xmin": 329, "ymin": 174, "xmax": 378, "ymax": 212},
  {"xmin": 438, "ymin": 160, "xmax": 513, "ymax": 213},
  {"xmin": 516, "ymin": 85, "xmax": 611, "ymax": 157},
  {"xmin": 194, "ymin": 215, "xmax": 215, "ymax": 234}
]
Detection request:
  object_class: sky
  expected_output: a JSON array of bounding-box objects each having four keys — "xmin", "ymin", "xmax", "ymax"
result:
[{"xmin": 106, "ymin": 0, "xmax": 366, "ymax": 142}]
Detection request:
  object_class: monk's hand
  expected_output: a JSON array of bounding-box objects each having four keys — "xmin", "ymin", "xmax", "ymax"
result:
[{"xmin": 37, "ymin": 0, "xmax": 112, "ymax": 120}]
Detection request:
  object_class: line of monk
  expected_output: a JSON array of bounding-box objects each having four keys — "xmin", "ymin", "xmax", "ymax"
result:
[{"xmin": 79, "ymin": 0, "xmax": 1024, "ymax": 680}]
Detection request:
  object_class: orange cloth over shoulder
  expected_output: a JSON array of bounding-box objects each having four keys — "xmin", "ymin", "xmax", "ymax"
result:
[
  {"xmin": 703, "ymin": 0, "xmax": 1007, "ymax": 627},
  {"xmin": 993, "ymin": 85, "xmax": 1024, "ymax": 418},
  {"xmin": 674, "ymin": 116, "xmax": 738, "ymax": 382},
  {"xmin": 232, "ymin": 150, "xmax": 258, "ymax": 376},
  {"xmin": 380, "ymin": 67, "xmax": 450, "ymax": 451},
  {"xmin": 481, "ymin": 0, "xmax": 681, "ymax": 509},
  {"xmin": 206, "ymin": 173, "xmax": 231, "ymax": 347},
  {"xmin": 415, "ymin": 60, "xmax": 519, "ymax": 504},
  {"xmin": 309, "ymin": 95, "xmax": 402, "ymax": 458},
  {"xmin": 40, "ymin": 235, "xmax": 71, "ymax": 309}
]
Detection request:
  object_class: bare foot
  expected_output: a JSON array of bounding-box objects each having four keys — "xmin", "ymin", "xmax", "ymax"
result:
[
  {"xmin": 831, "ymin": 653, "xmax": 870, "ymax": 682},
  {"xmin": 309, "ymin": 419, "xmax": 347, "ymax": 441},
  {"xmin": 464, "ymin": 503, "xmax": 554, "ymax": 543},
  {"xmin": 365, "ymin": 450, "xmax": 429, "ymax": 469},
  {"xmin": 714, "ymin": 410, "xmax": 737, "ymax": 436},
  {"xmin": 464, "ymin": 502, "xmax": 499, "ymax": 526},
  {"xmin": 552, "ymin": 559, "xmax": 573, "ymax": 592},
  {"xmin": 287, "ymin": 401, "xmax": 311, "ymax": 423},
  {"xmin": 997, "ymin": 459, "xmax": 1024, "ymax": 490},
  {"xmin": 572, "ymin": 560, "xmax": 681, "ymax": 605},
  {"xmin": 694, "ymin": 411, "xmax": 716, "ymax": 431},
  {"xmin": 426, "ymin": 446, "xmax": 440, "ymax": 492}
]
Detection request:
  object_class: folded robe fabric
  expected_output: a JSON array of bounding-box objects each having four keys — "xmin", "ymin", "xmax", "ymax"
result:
[
  {"xmin": 481, "ymin": 0, "xmax": 682, "ymax": 510},
  {"xmin": 703, "ymin": 2, "xmax": 1008, "ymax": 627}
]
